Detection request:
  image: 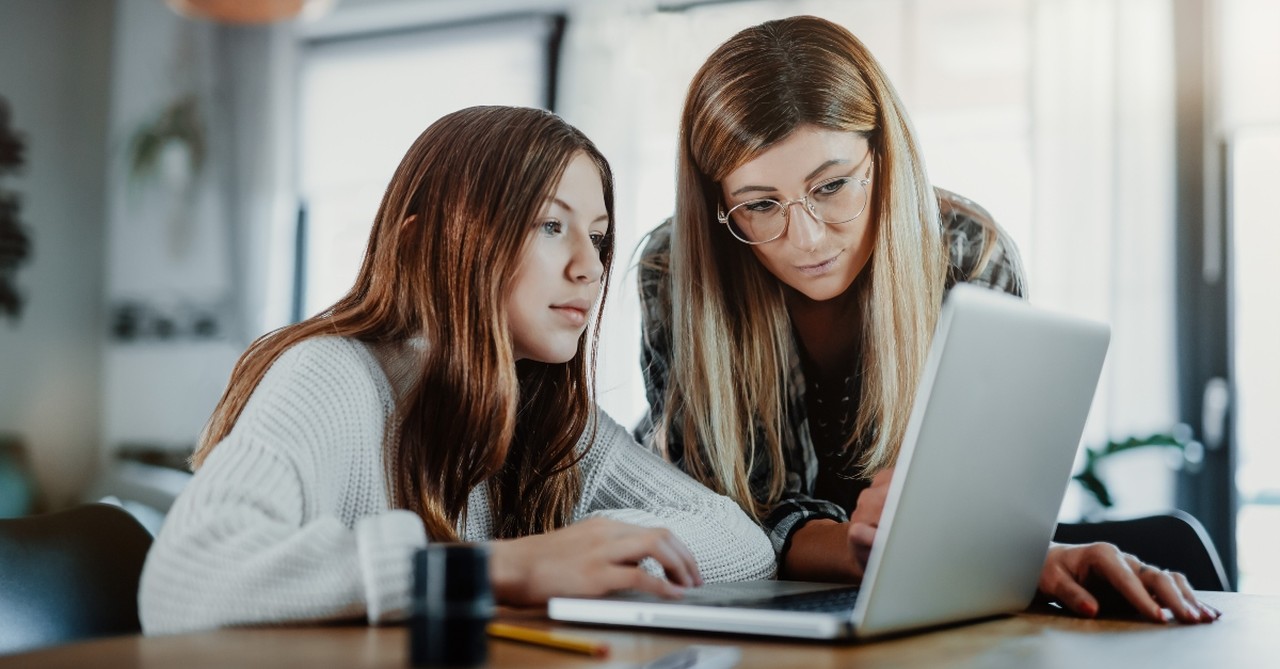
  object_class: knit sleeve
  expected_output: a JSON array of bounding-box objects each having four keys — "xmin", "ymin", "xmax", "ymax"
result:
[
  {"xmin": 137, "ymin": 338, "xmax": 427, "ymax": 635},
  {"xmin": 575, "ymin": 409, "xmax": 777, "ymax": 582}
]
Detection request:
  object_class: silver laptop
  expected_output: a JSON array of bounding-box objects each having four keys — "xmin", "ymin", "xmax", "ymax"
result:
[{"xmin": 549, "ymin": 284, "xmax": 1111, "ymax": 640}]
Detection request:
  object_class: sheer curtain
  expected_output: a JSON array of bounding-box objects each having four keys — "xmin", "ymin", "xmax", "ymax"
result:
[
  {"xmin": 211, "ymin": 23, "xmax": 300, "ymax": 342},
  {"xmin": 1031, "ymin": 0, "xmax": 1178, "ymax": 516},
  {"xmin": 1220, "ymin": 0, "xmax": 1280, "ymax": 595},
  {"xmin": 559, "ymin": 0, "xmax": 1179, "ymax": 518}
]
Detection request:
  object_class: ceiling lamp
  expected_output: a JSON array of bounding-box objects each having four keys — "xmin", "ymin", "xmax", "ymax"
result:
[{"xmin": 164, "ymin": 0, "xmax": 336, "ymax": 24}]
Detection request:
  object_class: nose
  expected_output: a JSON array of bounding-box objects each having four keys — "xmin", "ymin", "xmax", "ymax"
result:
[
  {"xmin": 784, "ymin": 201, "xmax": 825, "ymax": 252},
  {"xmin": 569, "ymin": 233, "xmax": 605, "ymax": 284}
]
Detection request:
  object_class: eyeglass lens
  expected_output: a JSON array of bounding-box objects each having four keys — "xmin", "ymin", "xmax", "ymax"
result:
[{"xmin": 725, "ymin": 177, "xmax": 868, "ymax": 244}]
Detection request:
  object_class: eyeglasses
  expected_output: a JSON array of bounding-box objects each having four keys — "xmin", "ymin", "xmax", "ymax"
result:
[{"xmin": 716, "ymin": 167, "xmax": 872, "ymax": 245}]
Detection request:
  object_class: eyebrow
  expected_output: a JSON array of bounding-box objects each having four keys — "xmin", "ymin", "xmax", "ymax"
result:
[
  {"xmin": 551, "ymin": 197, "xmax": 610, "ymax": 224},
  {"xmin": 728, "ymin": 158, "xmax": 850, "ymax": 197}
]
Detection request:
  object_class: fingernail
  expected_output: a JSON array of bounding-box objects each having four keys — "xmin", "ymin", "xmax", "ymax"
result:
[{"xmin": 1188, "ymin": 602, "xmax": 1206, "ymax": 622}]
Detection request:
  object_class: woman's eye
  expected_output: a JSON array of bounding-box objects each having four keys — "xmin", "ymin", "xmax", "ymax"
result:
[
  {"xmin": 813, "ymin": 178, "xmax": 849, "ymax": 196},
  {"xmin": 541, "ymin": 220, "xmax": 563, "ymax": 236},
  {"xmin": 589, "ymin": 232, "xmax": 607, "ymax": 250},
  {"xmin": 743, "ymin": 200, "xmax": 778, "ymax": 213}
]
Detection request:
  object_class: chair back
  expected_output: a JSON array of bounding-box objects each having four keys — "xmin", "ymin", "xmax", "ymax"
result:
[
  {"xmin": 1053, "ymin": 510, "xmax": 1230, "ymax": 591},
  {"xmin": 0, "ymin": 503, "xmax": 154, "ymax": 655}
]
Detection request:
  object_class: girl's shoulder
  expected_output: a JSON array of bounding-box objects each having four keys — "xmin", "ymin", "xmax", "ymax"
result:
[
  {"xmin": 269, "ymin": 336, "xmax": 387, "ymax": 390},
  {"xmin": 575, "ymin": 406, "xmax": 655, "ymax": 474},
  {"xmin": 208, "ymin": 336, "xmax": 399, "ymax": 476},
  {"xmin": 246, "ymin": 336, "xmax": 397, "ymax": 430}
]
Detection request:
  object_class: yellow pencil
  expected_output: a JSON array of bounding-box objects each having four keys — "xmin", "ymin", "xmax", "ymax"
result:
[{"xmin": 486, "ymin": 622, "xmax": 610, "ymax": 658}]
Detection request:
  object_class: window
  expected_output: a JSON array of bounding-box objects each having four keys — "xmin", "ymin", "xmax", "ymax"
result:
[
  {"xmin": 1230, "ymin": 127, "xmax": 1280, "ymax": 594},
  {"xmin": 297, "ymin": 16, "xmax": 559, "ymax": 318},
  {"xmin": 560, "ymin": 1, "xmax": 1181, "ymax": 522}
]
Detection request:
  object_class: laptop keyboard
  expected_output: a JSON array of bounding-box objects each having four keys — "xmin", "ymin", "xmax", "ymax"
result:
[{"xmin": 722, "ymin": 586, "xmax": 862, "ymax": 613}]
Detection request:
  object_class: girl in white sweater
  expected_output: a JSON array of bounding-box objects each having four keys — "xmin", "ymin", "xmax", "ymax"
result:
[{"xmin": 138, "ymin": 106, "xmax": 775, "ymax": 635}]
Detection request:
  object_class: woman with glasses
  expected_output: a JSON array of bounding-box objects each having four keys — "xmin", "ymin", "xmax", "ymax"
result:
[
  {"xmin": 138, "ymin": 106, "xmax": 774, "ymax": 635},
  {"xmin": 637, "ymin": 15, "xmax": 1217, "ymax": 624}
]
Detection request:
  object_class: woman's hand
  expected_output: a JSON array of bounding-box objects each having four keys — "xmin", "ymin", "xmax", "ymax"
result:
[
  {"xmin": 780, "ymin": 467, "xmax": 894, "ymax": 582},
  {"xmin": 1038, "ymin": 542, "xmax": 1222, "ymax": 623},
  {"xmin": 487, "ymin": 517, "xmax": 703, "ymax": 607},
  {"xmin": 846, "ymin": 466, "xmax": 894, "ymax": 580}
]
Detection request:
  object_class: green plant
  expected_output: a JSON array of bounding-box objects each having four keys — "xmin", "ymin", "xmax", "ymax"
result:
[
  {"xmin": 1073, "ymin": 426, "xmax": 1196, "ymax": 508},
  {"xmin": 0, "ymin": 96, "xmax": 32, "ymax": 322},
  {"xmin": 127, "ymin": 93, "xmax": 205, "ymax": 186},
  {"xmin": 0, "ymin": 434, "xmax": 39, "ymax": 517},
  {"xmin": 126, "ymin": 93, "xmax": 207, "ymax": 257}
]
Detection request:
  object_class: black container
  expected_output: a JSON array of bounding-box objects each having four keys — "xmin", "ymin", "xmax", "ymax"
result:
[{"xmin": 409, "ymin": 544, "xmax": 494, "ymax": 667}]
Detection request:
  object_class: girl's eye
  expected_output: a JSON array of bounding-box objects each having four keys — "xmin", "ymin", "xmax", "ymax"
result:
[
  {"xmin": 813, "ymin": 177, "xmax": 849, "ymax": 197},
  {"xmin": 541, "ymin": 220, "xmax": 563, "ymax": 236},
  {"xmin": 589, "ymin": 232, "xmax": 607, "ymax": 250}
]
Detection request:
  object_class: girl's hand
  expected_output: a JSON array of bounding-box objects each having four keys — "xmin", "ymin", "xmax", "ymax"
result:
[
  {"xmin": 488, "ymin": 517, "xmax": 703, "ymax": 607},
  {"xmin": 1038, "ymin": 542, "xmax": 1222, "ymax": 623}
]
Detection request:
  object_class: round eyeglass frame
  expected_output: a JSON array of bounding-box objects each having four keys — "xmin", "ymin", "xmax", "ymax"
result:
[{"xmin": 716, "ymin": 173, "xmax": 872, "ymax": 246}]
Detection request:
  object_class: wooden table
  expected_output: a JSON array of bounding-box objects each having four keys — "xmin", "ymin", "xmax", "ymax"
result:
[{"xmin": 3, "ymin": 592, "xmax": 1276, "ymax": 668}]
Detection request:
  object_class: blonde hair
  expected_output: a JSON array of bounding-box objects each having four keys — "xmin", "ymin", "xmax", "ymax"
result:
[
  {"xmin": 195, "ymin": 106, "xmax": 616, "ymax": 540},
  {"xmin": 659, "ymin": 16, "xmax": 946, "ymax": 519}
]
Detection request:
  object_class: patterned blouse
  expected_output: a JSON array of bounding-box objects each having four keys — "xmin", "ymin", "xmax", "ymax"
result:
[{"xmin": 635, "ymin": 188, "xmax": 1028, "ymax": 556}]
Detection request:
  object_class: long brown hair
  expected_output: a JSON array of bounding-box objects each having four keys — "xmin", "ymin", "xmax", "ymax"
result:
[
  {"xmin": 658, "ymin": 16, "xmax": 945, "ymax": 519},
  {"xmin": 194, "ymin": 106, "xmax": 616, "ymax": 540}
]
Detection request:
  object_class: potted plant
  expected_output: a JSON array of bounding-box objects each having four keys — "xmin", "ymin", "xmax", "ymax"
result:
[
  {"xmin": 0, "ymin": 95, "xmax": 39, "ymax": 517},
  {"xmin": 1072, "ymin": 425, "xmax": 1198, "ymax": 515},
  {"xmin": 1, "ymin": 96, "xmax": 31, "ymax": 320},
  {"xmin": 127, "ymin": 93, "xmax": 205, "ymax": 257}
]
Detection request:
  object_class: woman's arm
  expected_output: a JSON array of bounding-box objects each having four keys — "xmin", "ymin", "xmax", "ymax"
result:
[{"xmin": 780, "ymin": 466, "xmax": 894, "ymax": 582}]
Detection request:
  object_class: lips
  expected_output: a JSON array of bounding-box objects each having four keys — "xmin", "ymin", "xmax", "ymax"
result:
[
  {"xmin": 550, "ymin": 298, "xmax": 593, "ymax": 327},
  {"xmin": 794, "ymin": 251, "xmax": 842, "ymax": 277}
]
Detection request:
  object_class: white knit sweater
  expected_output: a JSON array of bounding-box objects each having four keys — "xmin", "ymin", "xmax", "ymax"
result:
[{"xmin": 138, "ymin": 336, "xmax": 775, "ymax": 635}]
